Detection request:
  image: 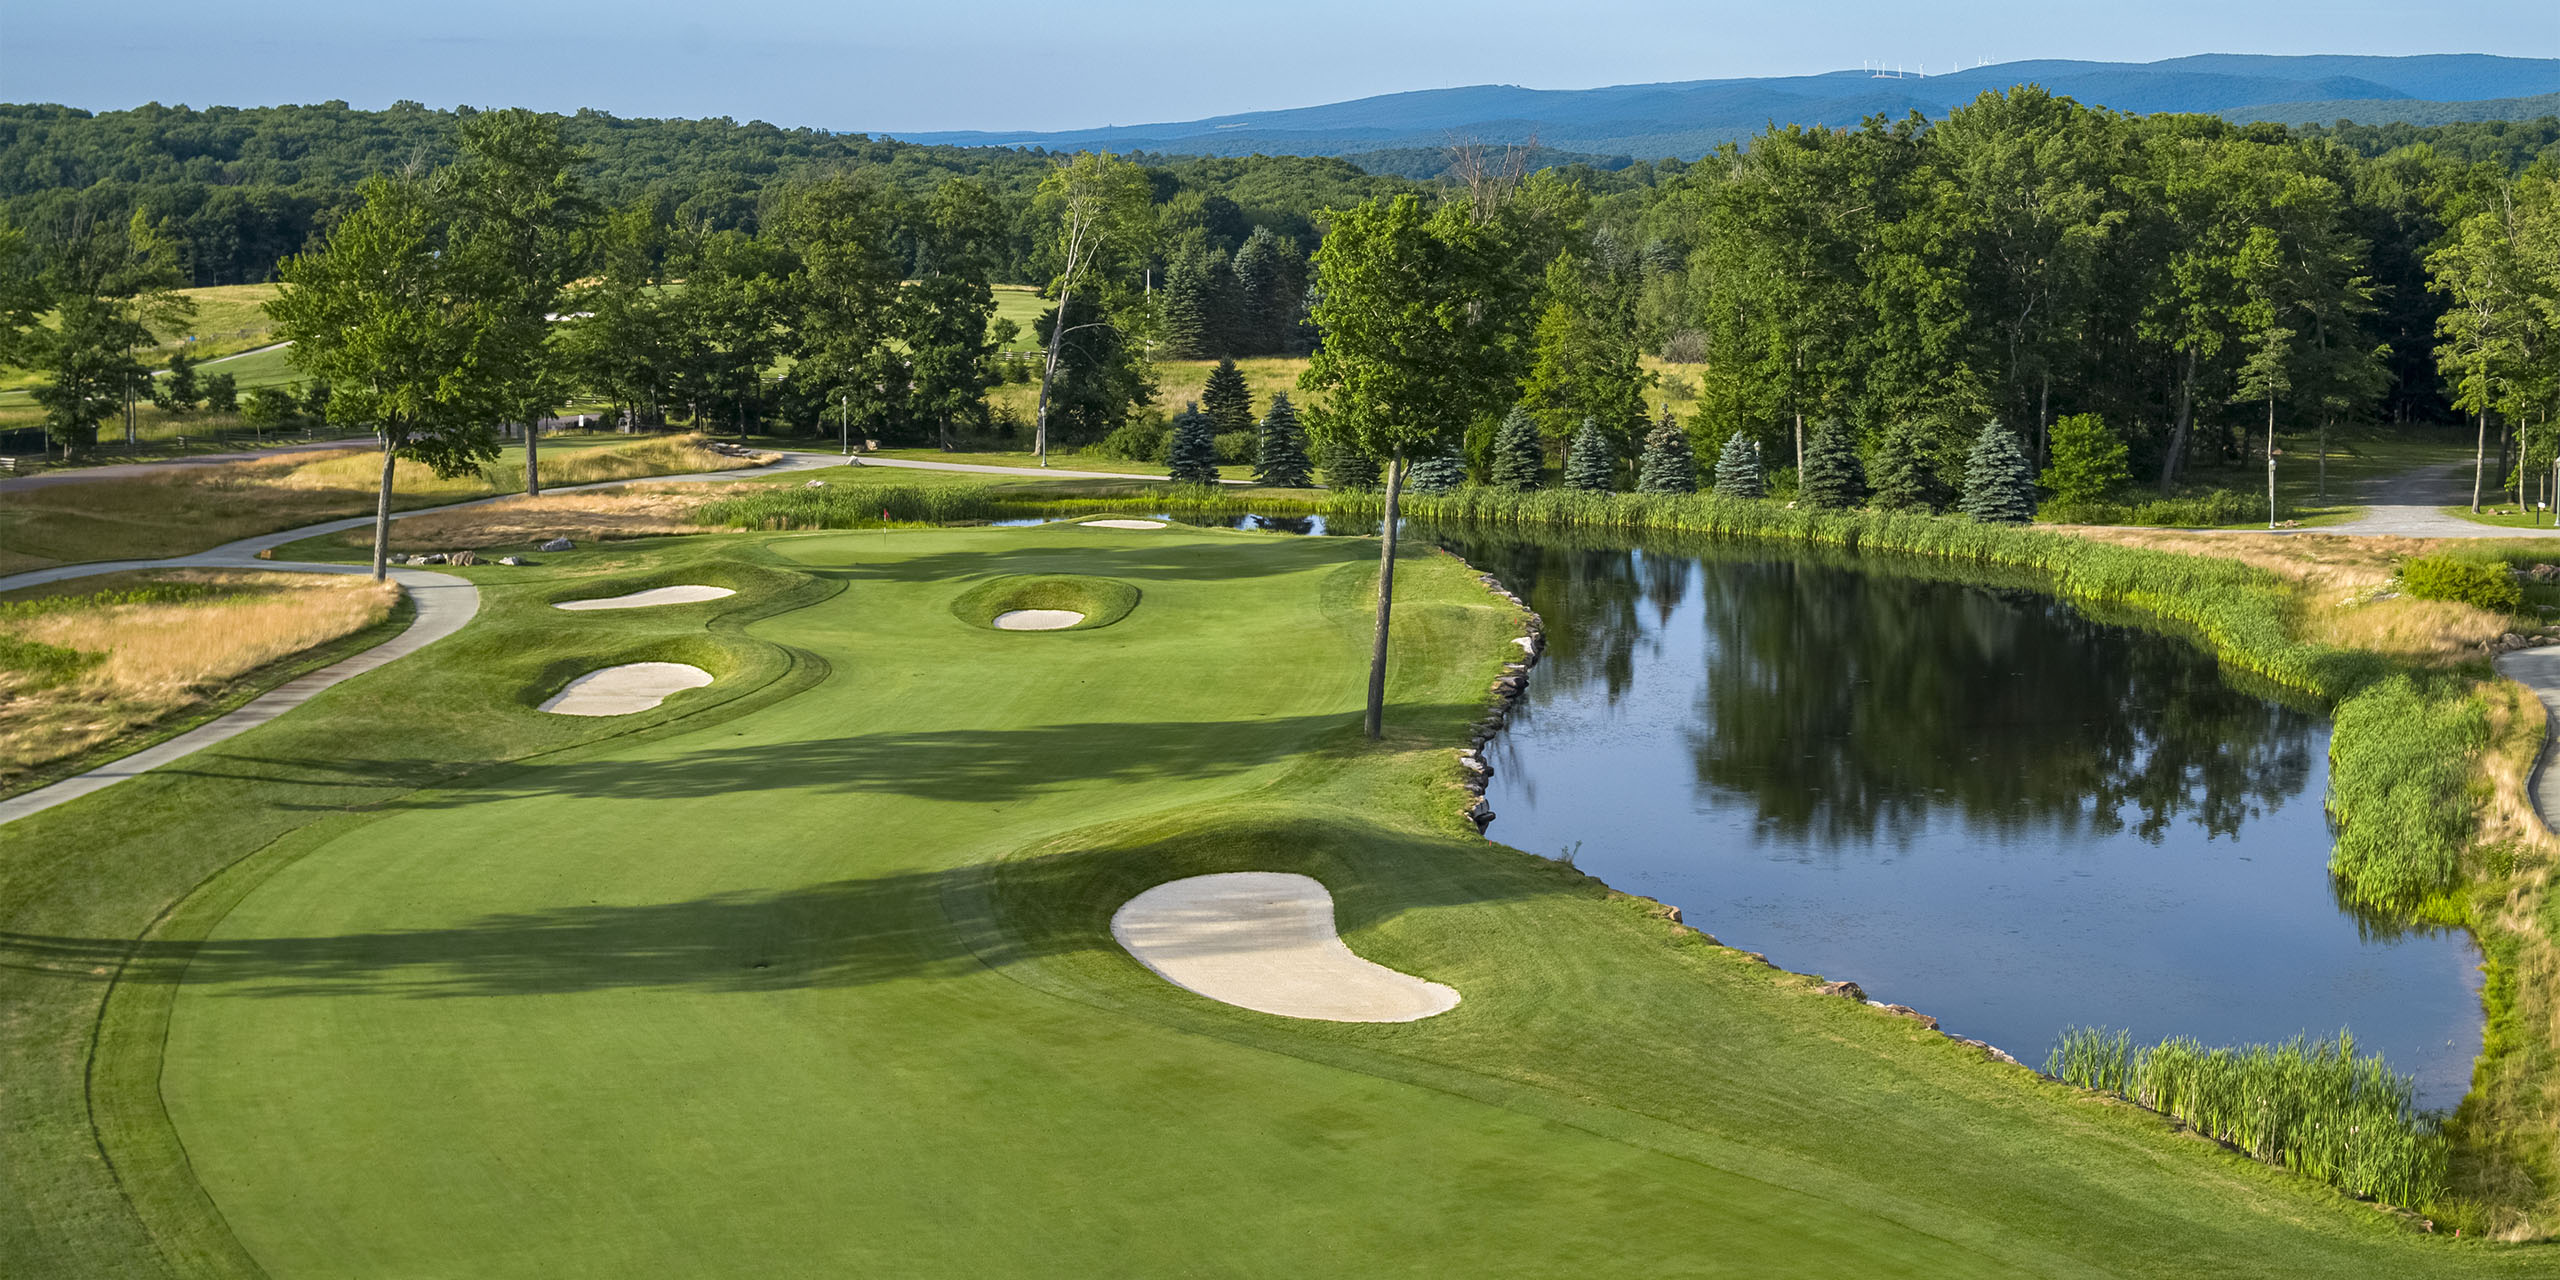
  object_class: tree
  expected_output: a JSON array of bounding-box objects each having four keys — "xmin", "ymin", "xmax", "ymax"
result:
[
  {"xmin": 2039, "ymin": 413, "xmax": 2129, "ymax": 507},
  {"xmin": 1031, "ymin": 153, "xmax": 1154, "ymax": 464},
  {"xmin": 1563, "ymin": 417, "xmax": 1616, "ymax": 491},
  {"xmin": 1519, "ymin": 251, "xmax": 1649, "ymax": 465},
  {"xmin": 902, "ymin": 273, "xmax": 1000, "ymax": 448},
  {"xmin": 1635, "ymin": 410, "xmax": 1697, "ymax": 493},
  {"xmin": 1711, "ymin": 431, "xmax": 1764, "ymax": 498},
  {"xmin": 243, "ymin": 384, "xmax": 299, "ymax": 432},
  {"xmin": 1490, "ymin": 404, "xmax": 1545, "ymax": 490},
  {"xmin": 1870, "ymin": 419, "xmax": 1951, "ymax": 512},
  {"xmin": 1166, "ymin": 401, "xmax": 1219, "ymax": 484},
  {"xmin": 1231, "ymin": 225, "xmax": 1305, "ymax": 353},
  {"xmin": 1407, "ymin": 446, "xmax": 1467, "ymax": 493},
  {"xmin": 1201, "ymin": 356, "xmax": 1254, "ymax": 436},
  {"xmin": 1301, "ymin": 191, "xmax": 1538, "ymax": 737},
  {"xmin": 153, "ymin": 349, "xmax": 198, "ymax": 413},
  {"xmin": 1031, "ymin": 293, "xmax": 1155, "ymax": 444},
  {"xmin": 26, "ymin": 213, "xmax": 189, "ymax": 455},
  {"xmin": 202, "ymin": 370, "xmax": 238, "ymax": 416},
  {"xmin": 443, "ymin": 108, "xmax": 598, "ymax": 497},
  {"xmin": 1798, "ymin": 417, "xmax": 1868, "ymax": 508},
  {"xmin": 1253, "ymin": 393, "xmax": 1314, "ymax": 488},
  {"xmin": 267, "ymin": 173, "xmax": 508, "ymax": 580},
  {"xmin": 2431, "ymin": 205, "xmax": 2533, "ymax": 513},
  {"xmin": 1157, "ymin": 250, "xmax": 1217, "ymax": 360},
  {"xmin": 1960, "ymin": 421, "xmax": 2037, "ymax": 523}
]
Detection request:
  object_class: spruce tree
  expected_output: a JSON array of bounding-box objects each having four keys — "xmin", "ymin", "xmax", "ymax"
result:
[
  {"xmin": 1797, "ymin": 418, "xmax": 1868, "ymax": 509},
  {"xmin": 1870, "ymin": 419, "xmax": 1950, "ymax": 513},
  {"xmin": 1490, "ymin": 405, "xmax": 1545, "ymax": 490},
  {"xmin": 1201, "ymin": 357, "xmax": 1253, "ymax": 435},
  {"xmin": 1253, "ymin": 392, "xmax": 1314, "ymax": 488},
  {"xmin": 1319, "ymin": 433, "xmax": 1381, "ymax": 491},
  {"xmin": 1634, "ymin": 410, "xmax": 1696, "ymax": 493},
  {"xmin": 1563, "ymin": 417, "xmax": 1616, "ymax": 491},
  {"xmin": 1711, "ymin": 431, "xmax": 1763, "ymax": 498},
  {"xmin": 1960, "ymin": 420, "xmax": 2037, "ymax": 523},
  {"xmin": 1159, "ymin": 256, "xmax": 1214, "ymax": 361},
  {"xmin": 1166, "ymin": 401, "xmax": 1220, "ymax": 485},
  {"xmin": 1406, "ymin": 446, "xmax": 1467, "ymax": 493}
]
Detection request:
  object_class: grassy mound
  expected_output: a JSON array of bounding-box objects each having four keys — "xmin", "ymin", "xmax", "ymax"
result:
[{"xmin": 949, "ymin": 573, "xmax": 1139, "ymax": 632}]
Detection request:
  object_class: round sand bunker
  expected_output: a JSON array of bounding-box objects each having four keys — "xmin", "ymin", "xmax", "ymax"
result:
[
  {"xmin": 554, "ymin": 585, "xmax": 736, "ymax": 611},
  {"xmin": 992, "ymin": 609, "xmax": 1085, "ymax": 630},
  {"xmin": 1111, "ymin": 872, "xmax": 1460, "ymax": 1022},
  {"xmin": 1081, "ymin": 519, "xmax": 1166, "ymax": 530},
  {"xmin": 539, "ymin": 662, "xmax": 713, "ymax": 716}
]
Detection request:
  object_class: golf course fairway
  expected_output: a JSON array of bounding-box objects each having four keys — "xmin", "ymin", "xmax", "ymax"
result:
[{"xmin": 2, "ymin": 522, "xmax": 2540, "ymax": 1276}]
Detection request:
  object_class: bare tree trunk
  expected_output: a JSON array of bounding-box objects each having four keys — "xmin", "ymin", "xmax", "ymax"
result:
[
  {"xmin": 2474, "ymin": 408, "xmax": 2488, "ymax": 512},
  {"xmin": 1033, "ymin": 281, "xmax": 1071, "ymax": 467},
  {"xmin": 2158, "ymin": 354, "xmax": 2196, "ymax": 494},
  {"xmin": 2264, "ymin": 397, "xmax": 2276, "ymax": 530},
  {"xmin": 2037, "ymin": 374, "xmax": 2050, "ymax": 470},
  {"xmin": 2318, "ymin": 415, "xmax": 2328, "ymax": 503},
  {"xmin": 1364, "ymin": 458, "xmax": 1406, "ymax": 741},
  {"xmin": 524, "ymin": 406, "xmax": 542, "ymax": 498},
  {"xmin": 372, "ymin": 433, "xmax": 398, "ymax": 582}
]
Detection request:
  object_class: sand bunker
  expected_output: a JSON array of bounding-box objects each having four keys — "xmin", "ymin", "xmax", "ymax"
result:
[
  {"xmin": 1081, "ymin": 519, "xmax": 1166, "ymax": 530},
  {"xmin": 992, "ymin": 609, "xmax": 1085, "ymax": 630},
  {"xmin": 1110, "ymin": 872, "xmax": 1461, "ymax": 1022},
  {"xmin": 539, "ymin": 662, "xmax": 713, "ymax": 716},
  {"xmin": 553, "ymin": 585, "xmax": 736, "ymax": 611}
]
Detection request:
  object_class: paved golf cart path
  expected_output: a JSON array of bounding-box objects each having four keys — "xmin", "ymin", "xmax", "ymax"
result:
[
  {"xmin": 2497, "ymin": 647, "xmax": 2560, "ymax": 843},
  {"xmin": 2325, "ymin": 460, "xmax": 2560, "ymax": 538}
]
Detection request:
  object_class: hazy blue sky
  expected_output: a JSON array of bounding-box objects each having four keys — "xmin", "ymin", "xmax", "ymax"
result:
[{"xmin": 7, "ymin": 1, "xmax": 2556, "ymax": 133}]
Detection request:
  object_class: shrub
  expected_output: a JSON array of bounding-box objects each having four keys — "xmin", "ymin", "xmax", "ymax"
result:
[
  {"xmin": 2040, "ymin": 413, "xmax": 2129, "ymax": 507},
  {"xmin": 1092, "ymin": 417, "xmax": 1169, "ymax": 462},
  {"xmin": 2329, "ymin": 676, "xmax": 2489, "ymax": 910},
  {"xmin": 1212, "ymin": 431, "xmax": 1259, "ymax": 467},
  {"xmin": 2400, "ymin": 553, "xmax": 2521, "ymax": 612}
]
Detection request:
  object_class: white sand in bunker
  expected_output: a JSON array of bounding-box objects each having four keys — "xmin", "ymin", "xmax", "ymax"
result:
[
  {"xmin": 1081, "ymin": 519, "xmax": 1166, "ymax": 529},
  {"xmin": 554, "ymin": 585, "xmax": 736, "ymax": 611},
  {"xmin": 539, "ymin": 662, "xmax": 713, "ymax": 716},
  {"xmin": 1111, "ymin": 872, "xmax": 1461, "ymax": 1022},
  {"xmin": 992, "ymin": 609, "xmax": 1084, "ymax": 630}
]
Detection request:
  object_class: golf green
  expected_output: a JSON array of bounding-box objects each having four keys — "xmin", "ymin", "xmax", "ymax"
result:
[{"xmin": 40, "ymin": 523, "xmax": 2545, "ymax": 1275}]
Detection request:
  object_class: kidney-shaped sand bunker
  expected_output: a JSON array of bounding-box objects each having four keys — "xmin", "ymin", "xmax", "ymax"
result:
[
  {"xmin": 554, "ymin": 585, "xmax": 736, "ymax": 611},
  {"xmin": 539, "ymin": 662, "xmax": 713, "ymax": 716},
  {"xmin": 1111, "ymin": 872, "xmax": 1461, "ymax": 1022},
  {"xmin": 951, "ymin": 574, "xmax": 1139, "ymax": 633}
]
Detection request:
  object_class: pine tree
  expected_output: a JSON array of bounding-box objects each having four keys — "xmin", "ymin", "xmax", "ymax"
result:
[
  {"xmin": 1490, "ymin": 405, "xmax": 1545, "ymax": 490},
  {"xmin": 1711, "ymin": 431, "xmax": 1763, "ymax": 499},
  {"xmin": 1166, "ymin": 401, "xmax": 1220, "ymax": 485},
  {"xmin": 1407, "ymin": 445, "xmax": 1467, "ymax": 493},
  {"xmin": 1870, "ymin": 419, "xmax": 1950, "ymax": 513},
  {"xmin": 1563, "ymin": 417, "xmax": 1616, "ymax": 491},
  {"xmin": 1200, "ymin": 357, "xmax": 1253, "ymax": 435},
  {"xmin": 1797, "ymin": 418, "xmax": 1868, "ymax": 509},
  {"xmin": 1635, "ymin": 410, "xmax": 1696, "ymax": 493},
  {"xmin": 202, "ymin": 371, "xmax": 239, "ymax": 416},
  {"xmin": 1253, "ymin": 392, "xmax": 1314, "ymax": 488},
  {"xmin": 1159, "ymin": 255, "xmax": 1215, "ymax": 361},
  {"xmin": 155, "ymin": 349, "xmax": 199, "ymax": 413},
  {"xmin": 1319, "ymin": 433, "xmax": 1381, "ymax": 491},
  {"xmin": 1960, "ymin": 420, "xmax": 2037, "ymax": 523}
]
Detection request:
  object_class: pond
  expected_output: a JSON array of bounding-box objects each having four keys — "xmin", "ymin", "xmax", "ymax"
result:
[{"xmin": 1442, "ymin": 533, "xmax": 2484, "ymax": 1108}]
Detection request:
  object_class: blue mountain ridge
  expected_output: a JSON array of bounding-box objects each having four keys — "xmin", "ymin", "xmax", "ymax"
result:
[{"xmin": 888, "ymin": 54, "xmax": 2560, "ymax": 160}]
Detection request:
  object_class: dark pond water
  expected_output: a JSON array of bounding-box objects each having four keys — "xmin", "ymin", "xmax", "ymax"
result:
[{"xmin": 1443, "ymin": 533, "xmax": 2484, "ymax": 1108}]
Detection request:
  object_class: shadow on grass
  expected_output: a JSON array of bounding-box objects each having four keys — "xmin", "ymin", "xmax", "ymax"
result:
[
  {"xmin": 180, "ymin": 705, "xmax": 1478, "ymax": 808},
  {"xmin": 0, "ymin": 813, "xmax": 1558, "ymax": 1000}
]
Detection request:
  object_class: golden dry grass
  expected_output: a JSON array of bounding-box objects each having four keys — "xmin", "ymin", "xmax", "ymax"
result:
[
  {"xmin": 0, "ymin": 570, "xmax": 397, "ymax": 788},
  {"xmin": 0, "ymin": 434, "xmax": 761, "ymax": 574}
]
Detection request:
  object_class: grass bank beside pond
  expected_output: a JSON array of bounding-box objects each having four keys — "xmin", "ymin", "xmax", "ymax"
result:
[{"xmin": 7, "ymin": 525, "xmax": 2550, "ymax": 1275}]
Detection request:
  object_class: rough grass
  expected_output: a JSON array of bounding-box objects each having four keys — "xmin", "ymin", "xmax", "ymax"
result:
[{"xmin": 0, "ymin": 570, "xmax": 396, "ymax": 792}]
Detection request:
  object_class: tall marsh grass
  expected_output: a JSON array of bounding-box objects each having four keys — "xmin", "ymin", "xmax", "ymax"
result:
[{"xmin": 2048, "ymin": 1026, "xmax": 2448, "ymax": 1209}]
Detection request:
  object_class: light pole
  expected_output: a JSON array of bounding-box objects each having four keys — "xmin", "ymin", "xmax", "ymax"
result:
[{"xmin": 840, "ymin": 390, "xmax": 849, "ymax": 456}]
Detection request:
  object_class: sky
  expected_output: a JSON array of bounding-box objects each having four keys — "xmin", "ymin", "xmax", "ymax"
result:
[{"xmin": 6, "ymin": 1, "xmax": 2558, "ymax": 134}]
